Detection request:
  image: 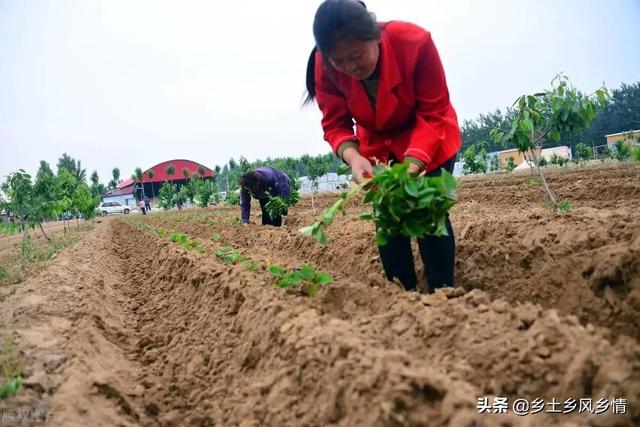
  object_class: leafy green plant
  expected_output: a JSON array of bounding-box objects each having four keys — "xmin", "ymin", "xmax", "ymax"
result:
[
  {"xmin": 634, "ymin": 146, "xmax": 640, "ymax": 163},
  {"xmin": 0, "ymin": 334, "xmax": 21, "ymax": 400},
  {"xmin": 575, "ymin": 142, "xmax": 592, "ymax": 163},
  {"xmin": 214, "ymin": 246, "xmax": 244, "ymax": 264},
  {"xmin": 613, "ymin": 141, "xmax": 632, "ymax": 161},
  {"xmin": 225, "ymin": 191, "xmax": 240, "ymax": 206},
  {"xmin": 300, "ymin": 162, "xmax": 457, "ymax": 246},
  {"xmin": 0, "ymin": 377, "xmax": 21, "ymax": 400},
  {"xmin": 462, "ymin": 144, "xmax": 488, "ymax": 175},
  {"xmin": 243, "ymin": 260, "xmax": 259, "ymax": 271},
  {"xmin": 212, "ymin": 232, "xmax": 221, "ymax": 242},
  {"xmin": 506, "ymin": 157, "xmax": 517, "ymax": 172},
  {"xmin": 490, "ymin": 74, "xmax": 609, "ymax": 210},
  {"xmin": 268, "ymin": 263, "xmax": 332, "ymax": 297},
  {"xmin": 558, "ymin": 198, "xmax": 571, "ymax": 213},
  {"xmin": 0, "ymin": 267, "xmax": 7, "ymax": 280}
]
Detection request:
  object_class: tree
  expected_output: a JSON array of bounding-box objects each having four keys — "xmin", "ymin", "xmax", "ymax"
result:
[
  {"xmin": 108, "ymin": 167, "xmax": 122, "ymax": 190},
  {"xmin": 182, "ymin": 168, "xmax": 190, "ymax": 179},
  {"xmin": 461, "ymin": 145, "xmax": 488, "ymax": 175},
  {"xmin": 166, "ymin": 164, "xmax": 176, "ymax": 177},
  {"xmin": 132, "ymin": 167, "xmax": 145, "ymax": 200},
  {"xmin": 239, "ymin": 156, "xmax": 251, "ymax": 173},
  {"xmin": 57, "ymin": 153, "xmax": 86, "ymax": 183},
  {"xmin": 191, "ymin": 176, "xmax": 214, "ymax": 207},
  {"xmin": 613, "ymin": 140, "xmax": 632, "ymax": 161},
  {"xmin": 491, "ymin": 74, "xmax": 609, "ymax": 210},
  {"xmin": 575, "ymin": 143, "xmax": 592, "ymax": 163},
  {"xmin": 198, "ymin": 165, "xmax": 206, "ymax": 177},
  {"xmin": 489, "ymin": 155, "xmax": 501, "ymax": 172},
  {"xmin": 158, "ymin": 182, "xmax": 177, "ymax": 209},
  {"xmin": 506, "ymin": 157, "xmax": 517, "ymax": 172},
  {"xmin": 147, "ymin": 169, "xmax": 155, "ymax": 199},
  {"xmin": 89, "ymin": 170, "xmax": 106, "ymax": 199},
  {"xmin": 302, "ymin": 155, "xmax": 329, "ymax": 214},
  {"xmin": 36, "ymin": 161, "xmax": 54, "ymax": 181},
  {"xmin": 71, "ymin": 183, "xmax": 98, "ymax": 228}
]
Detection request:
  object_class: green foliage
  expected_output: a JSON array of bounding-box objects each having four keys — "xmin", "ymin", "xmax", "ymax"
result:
[
  {"xmin": 182, "ymin": 168, "xmax": 190, "ymax": 179},
  {"xmin": 634, "ymin": 146, "xmax": 640, "ymax": 162},
  {"xmin": 0, "ymin": 223, "xmax": 19, "ymax": 236},
  {"xmin": 506, "ymin": 157, "xmax": 517, "ymax": 172},
  {"xmin": 462, "ymin": 144, "xmax": 488, "ymax": 175},
  {"xmin": 72, "ymin": 183, "xmax": 99, "ymax": 220},
  {"xmin": 524, "ymin": 178, "xmax": 541, "ymax": 187},
  {"xmin": 489, "ymin": 155, "xmax": 501, "ymax": 172},
  {"xmin": 265, "ymin": 196, "xmax": 288, "ymax": 219},
  {"xmin": 613, "ymin": 141, "xmax": 632, "ymax": 161},
  {"xmin": 558, "ymin": 198, "xmax": 572, "ymax": 213},
  {"xmin": 0, "ymin": 267, "xmax": 7, "ymax": 279},
  {"xmin": 225, "ymin": 190, "xmax": 240, "ymax": 206},
  {"xmin": 214, "ymin": 245, "xmax": 244, "ymax": 264},
  {"xmin": 491, "ymin": 75, "xmax": 608, "ymax": 153},
  {"xmin": 268, "ymin": 263, "xmax": 332, "ymax": 297},
  {"xmin": 190, "ymin": 176, "xmax": 215, "ymax": 207},
  {"xmin": 302, "ymin": 155, "xmax": 330, "ymax": 193},
  {"xmin": 301, "ymin": 162, "xmax": 457, "ymax": 246},
  {"xmin": 212, "ymin": 232, "xmax": 222, "ymax": 242},
  {"xmin": 490, "ymin": 75, "xmax": 609, "ymax": 209},
  {"xmin": 166, "ymin": 164, "xmax": 176, "ymax": 176},
  {"xmin": 1, "ymin": 334, "xmax": 21, "ymax": 400},
  {"xmin": 575, "ymin": 143, "xmax": 592, "ymax": 163},
  {"xmin": 158, "ymin": 182, "xmax": 177, "ymax": 209},
  {"xmin": 537, "ymin": 157, "xmax": 548, "ymax": 167},
  {"xmin": 57, "ymin": 153, "xmax": 86, "ymax": 183}
]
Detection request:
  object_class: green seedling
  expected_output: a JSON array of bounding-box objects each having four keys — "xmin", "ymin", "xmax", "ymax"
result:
[
  {"xmin": 558, "ymin": 199, "xmax": 572, "ymax": 213},
  {"xmin": 269, "ymin": 263, "xmax": 332, "ymax": 297}
]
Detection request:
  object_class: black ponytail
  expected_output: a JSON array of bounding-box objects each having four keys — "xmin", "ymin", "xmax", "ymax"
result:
[
  {"xmin": 303, "ymin": 47, "xmax": 318, "ymax": 106},
  {"xmin": 303, "ymin": 0, "xmax": 379, "ymax": 106}
]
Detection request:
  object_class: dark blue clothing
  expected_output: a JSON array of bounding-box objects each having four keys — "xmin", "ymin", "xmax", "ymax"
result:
[{"xmin": 240, "ymin": 167, "xmax": 291, "ymax": 224}]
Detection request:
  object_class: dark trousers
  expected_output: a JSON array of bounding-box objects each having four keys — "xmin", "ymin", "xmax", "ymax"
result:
[
  {"xmin": 377, "ymin": 156, "xmax": 456, "ymax": 293},
  {"xmin": 258, "ymin": 199, "xmax": 286, "ymax": 227}
]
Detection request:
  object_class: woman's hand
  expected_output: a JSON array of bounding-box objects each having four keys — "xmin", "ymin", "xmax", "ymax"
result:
[
  {"xmin": 407, "ymin": 162, "xmax": 423, "ymax": 176},
  {"xmin": 342, "ymin": 147, "xmax": 373, "ymax": 184}
]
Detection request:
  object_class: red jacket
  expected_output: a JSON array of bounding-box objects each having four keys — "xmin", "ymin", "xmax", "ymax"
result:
[{"xmin": 314, "ymin": 21, "xmax": 461, "ymax": 171}]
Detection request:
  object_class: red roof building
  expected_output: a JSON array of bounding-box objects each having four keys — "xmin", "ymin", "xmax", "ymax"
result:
[{"xmin": 104, "ymin": 159, "xmax": 215, "ymax": 206}]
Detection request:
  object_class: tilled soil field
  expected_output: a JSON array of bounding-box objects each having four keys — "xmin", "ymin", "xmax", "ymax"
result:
[{"xmin": 1, "ymin": 162, "xmax": 638, "ymax": 426}]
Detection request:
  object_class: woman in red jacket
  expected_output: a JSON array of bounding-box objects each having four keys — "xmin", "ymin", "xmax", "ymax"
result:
[{"xmin": 305, "ymin": 0, "xmax": 462, "ymax": 293}]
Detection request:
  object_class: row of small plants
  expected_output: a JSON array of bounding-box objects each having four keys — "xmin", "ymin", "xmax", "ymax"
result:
[{"xmin": 128, "ymin": 220, "xmax": 332, "ymax": 297}]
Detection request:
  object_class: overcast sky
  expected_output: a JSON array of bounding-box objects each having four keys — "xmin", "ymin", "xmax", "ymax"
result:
[{"xmin": 1, "ymin": 0, "xmax": 639, "ymax": 184}]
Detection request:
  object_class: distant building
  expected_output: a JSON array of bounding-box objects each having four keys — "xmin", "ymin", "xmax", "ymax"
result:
[
  {"xmin": 103, "ymin": 159, "xmax": 215, "ymax": 207},
  {"xmin": 299, "ymin": 173, "xmax": 350, "ymax": 194},
  {"xmin": 605, "ymin": 130, "xmax": 640, "ymax": 148}
]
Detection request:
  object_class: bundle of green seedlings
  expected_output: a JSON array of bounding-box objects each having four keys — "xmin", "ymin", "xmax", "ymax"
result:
[
  {"xmin": 265, "ymin": 178, "xmax": 300, "ymax": 219},
  {"xmin": 300, "ymin": 162, "xmax": 458, "ymax": 245},
  {"xmin": 268, "ymin": 263, "xmax": 332, "ymax": 297}
]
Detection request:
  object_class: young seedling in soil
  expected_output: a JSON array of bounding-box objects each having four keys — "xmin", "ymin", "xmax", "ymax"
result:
[
  {"xmin": 211, "ymin": 232, "xmax": 222, "ymax": 242},
  {"xmin": 300, "ymin": 162, "xmax": 457, "ymax": 246},
  {"xmin": 0, "ymin": 334, "xmax": 21, "ymax": 400},
  {"xmin": 214, "ymin": 246, "xmax": 245, "ymax": 265},
  {"xmin": 269, "ymin": 264, "xmax": 333, "ymax": 297},
  {"xmin": 490, "ymin": 74, "xmax": 609, "ymax": 211}
]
